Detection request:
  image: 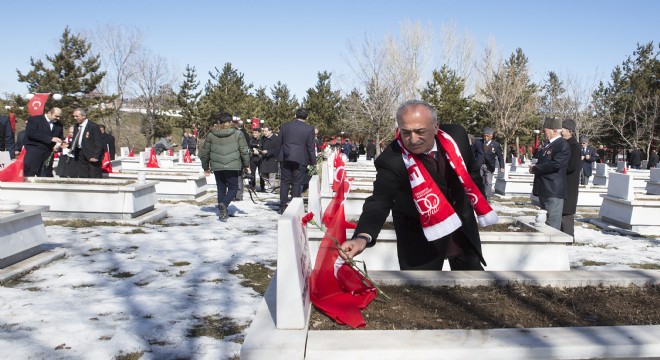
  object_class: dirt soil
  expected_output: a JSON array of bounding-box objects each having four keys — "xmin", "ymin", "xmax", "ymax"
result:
[{"xmin": 309, "ymin": 284, "xmax": 660, "ymax": 330}]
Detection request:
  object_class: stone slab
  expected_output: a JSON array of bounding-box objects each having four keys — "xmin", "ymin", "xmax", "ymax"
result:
[
  {"xmin": 0, "ymin": 249, "xmax": 66, "ymax": 285},
  {"xmin": 0, "ymin": 205, "xmax": 50, "ymax": 268}
]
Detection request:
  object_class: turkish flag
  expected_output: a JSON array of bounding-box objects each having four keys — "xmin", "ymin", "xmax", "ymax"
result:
[
  {"xmin": 322, "ymin": 170, "xmax": 356, "ymax": 229},
  {"xmin": 332, "ymin": 151, "xmax": 346, "ymax": 192},
  {"xmin": 251, "ymin": 117, "xmax": 260, "ymax": 130},
  {"xmin": 146, "ymin": 147, "xmax": 160, "ymax": 168},
  {"xmin": 183, "ymin": 149, "xmax": 192, "ymax": 163},
  {"xmin": 101, "ymin": 151, "xmax": 113, "ymax": 173},
  {"xmin": 309, "ymin": 204, "xmax": 377, "ymax": 328},
  {"xmin": 0, "ymin": 148, "xmax": 26, "ymax": 182},
  {"xmin": 9, "ymin": 113, "xmax": 16, "ymax": 132},
  {"xmin": 27, "ymin": 93, "xmax": 50, "ymax": 116},
  {"xmin": 128, "ymin": 147, "xmax": 135, "ymax": 157}
]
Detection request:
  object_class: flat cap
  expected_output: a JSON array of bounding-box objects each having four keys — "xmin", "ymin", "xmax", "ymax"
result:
[
  {"xmin": 542, "ymin": 117, "xmax": 562, "ymax": 130},
  {"xmin": 562, "ymin": 119, "xmax": 576, "ymax": 132},
  {"xmin": 482, "ymin": 127, "xmax": 494, "ymax": 135}
]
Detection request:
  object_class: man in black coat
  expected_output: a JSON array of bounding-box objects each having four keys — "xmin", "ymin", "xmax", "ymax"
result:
[
  {"xmin": 275, "ymin": 108, "xmax": 316, "ymax": 213},
  {"xmin": 474, "ymin": 127, "xmax": 504, "ymax": 201},
  {"xmin": 560, "ymin": 119, "xmax": 581, "ymax": 238},
  {"xmin": 23, "ymin": 108, "xmax": 63, "ymax": 177},
  {"xmin": 648, "ymin": 150, "xmax": 659, "ymax": 169},
  {"xmin": 529, "ymin": 117, "xmax": 571, "ymax": 230},
  {"xmin": 366, "ymin": 139, "xmax": 377, "ymax": 160},
  {"xmin": 99, "ymin": 125, "xmax": 116, "ymax": 160},
  {"xmin": 258, "ymin": 125, "xmax": 279, "ymax": 191},
  {"xmin": 71, "ymin": 108, "xmax": 104, "ymax": 178},
  {"xmin": 0, "ymin": 114, "xmax": 15, "ymax": 159},
  {"xmin": 341, "ymin": 100, "xmax": 486, "ymax": 271},
  {"xmin": 628, "ymin": 147, "xmax": 644, "ymax": 169},
  {"xmin": 580, "ymin": 136, "xmax": 598, "ymax": 184}
]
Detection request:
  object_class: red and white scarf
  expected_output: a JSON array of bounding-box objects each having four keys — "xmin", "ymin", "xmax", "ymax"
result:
[{"xmin": 397, "ymin": 129, "xmax": 498, "ymax": 241}]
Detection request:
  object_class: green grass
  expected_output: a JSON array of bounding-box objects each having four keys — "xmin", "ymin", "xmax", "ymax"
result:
[
  {"xmin": 581, "ymin": 260, "xmax": 608, "ymax": 266},
  {"xmin": 630, "ymin": 263, "xmax": 660, "ymax": 270}
]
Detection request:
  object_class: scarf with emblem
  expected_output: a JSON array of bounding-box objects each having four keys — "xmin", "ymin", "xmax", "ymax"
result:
[{"xmin": 396, "ymin": 129, "xmax": 498, "ymax": 241}]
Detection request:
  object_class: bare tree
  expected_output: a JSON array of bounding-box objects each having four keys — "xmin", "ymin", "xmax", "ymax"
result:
[
  {"xmin": 133, "ymin": 50, "xmax": 175, "ymax": 145},
  {"xmin": 438, "ymin": 21, "xmax": 477, "ymax": 96},
  {"xmin": 561, "ymin": 72, "xmax": 601, "ymax": 140},
  {"xmin": 93, "ymin": 24, "xmax": 144, "ymax": 143}
]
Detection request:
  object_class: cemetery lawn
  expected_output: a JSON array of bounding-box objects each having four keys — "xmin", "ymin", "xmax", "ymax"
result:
[{"xmin": 310, "ymin": 283, "xmax": 660, "ymax": 330}]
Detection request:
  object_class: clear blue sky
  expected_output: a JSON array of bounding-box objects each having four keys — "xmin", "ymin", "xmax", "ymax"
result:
[{"xmin": 0, "ymin": 0, "xmax": 657, "ymax": 100}]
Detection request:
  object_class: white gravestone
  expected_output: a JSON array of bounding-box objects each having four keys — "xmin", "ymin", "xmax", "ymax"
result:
[
  {"xmin": 617, "ymin": 161, "xmax": 627, "ymax": 173},
  {"xmin": 0, "ymin": 151, "xmax": 11, "ymax": 170},
  {"xmin": 276, "ymin": 197, "xmax": 311, "ymax": 329},
  {"xmin": 646, "ymin": 168, "xmax": 660, "ymax": 195},
  {"xmin": 607, "ymin": 173, "xmax": 634, "ymax": 201},
  {"xmin": 138, "ymin": 151, "xmax": 146, "ymax": 166},
  {"xmin": 593, "ymin": 163, "xmax": 609, "ymax": 186},
  {"xmin": 120, "ymin": 147, "xmax": 130, "ymax": 157},
  {"xmin": 509, "ymin": 156, "xmax": 517, "ymax": 172}
]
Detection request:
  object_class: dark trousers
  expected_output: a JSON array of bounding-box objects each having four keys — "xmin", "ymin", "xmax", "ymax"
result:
[
  {"xmin": 561, "ymin": 214, "xmax": 575, "ymax": 238},
  {"xmin": 23, "ymin": 145, "xmax": 48, "ymax": 177},
  {"xmin": 214, "ymin": 170, "xmax": 239, "ymax": 208},
  {"xmin": 77, "ymin": 153, "xmax": 102, "ymax": 178},
  {"xmin": 279, "ymin": 160, "xmax": 306, "ymax": 207},
  {"xmin": 249, "ymin": 157, "xmax": 260, "ymax": 187}
]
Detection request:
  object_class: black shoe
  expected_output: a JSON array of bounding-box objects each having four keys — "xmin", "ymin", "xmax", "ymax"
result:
[{"xmin": 218, "ymin": 203, "xmax": 228, "ymax": 222}]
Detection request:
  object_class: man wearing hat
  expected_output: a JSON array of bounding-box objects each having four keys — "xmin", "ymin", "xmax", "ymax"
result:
[
  {"xmin": 561, "ymin": 119, "xmax": 581, "ymax": 237},
  {"xmin": 529, "ymin": 117, "xmax": 570, "ymax": 230},
  {"xmin": 475, "ymin": 127, "xmax": 504, "ymax": 201},
  {"xmin": 580, "ymin": 135, "xmax": 598, "ymax": 185}
]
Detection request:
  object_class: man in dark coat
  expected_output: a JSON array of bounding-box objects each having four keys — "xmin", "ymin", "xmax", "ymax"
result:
[
  {"xmin": 99, "ymin": 125, "xmax": 116, "ymax": 160},
  {"xmin": 0, "ymin": 114, "xmax": 15, "ymax": 159},
  {"xmin": 580, "ymin": 136, "xmax": 598, "ymax": 184},
  {"xmin": 71, "ymin": 108, "xmax": 104, "ymax": 178},
  {"xmin": 366, "ymin": 139, "xmax": 377, "ymax": 160},
  {"xmin": 560, "ymin": 119, "xmax": 581, "ymax": 238},
  {"xmin": 628, "ymin": 147, "xmax": 644, "ymax": 169},
  {"xmin": 530, "ymin": 117, "xmax": 571, "ymax": 230},
  {"xmin": 275, "ymin": 108, "xmax": 316, "ymax": 213},
  {"xmin": 341, "ymin": 100, "xmax": 486, "ymax": 271},
  {"xmin": 23, "ymin": 108, "xmax": 63, "ymax": 177},
  {"xmin": 258, "ymin": 125, "xmax": 279, "ymax": 191},
  {"xmin": 648, "ymin": 150, "xmax": 659, "ymax": 169},
  {"xmin": 474, "ymin": 127, "xmax": 504, "ymax": 201}
]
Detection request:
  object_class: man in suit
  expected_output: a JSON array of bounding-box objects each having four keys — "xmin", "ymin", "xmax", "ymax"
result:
[
  {"xmin": 275, "ymin": 108, "xmax": 316, "ymax": 213},
  {"xmin": 648, "ymin": 150, "xmax": 659, "ymax": 169},
  {"xmin": 628, "ymin": 146, "xmax": 644, "ymax": 170},
  {"xmin": 258, "ymin": 125, "xmax": 279, "ymax": 192},
  {"xmin": 580, "ymin": 136, "xmax": 598, "ymax": 184},
  {"xmin": 23, "ymin": 108, "xmax": 63, "ymax": 177},
  {"xmin": 71, "ymin": 108, "xmax": 103, "ymax": 178},
  {"xmin": 99, "ymin": 125, "xmax": 116, "ymax": 160},
  {"xmin": 529, "ymin": 117, "xmax": 571, "ymax": 230},
  {"xmin": 474, "ymin": 127, "xmax": 504, "ymax": 201},
  {"xmin": 560, "ymin": 119, "xmax": 581, "ymax": 238},
  {"xmin": 340, "ymin": 100, "xmax": 487, "ymax": 271}
]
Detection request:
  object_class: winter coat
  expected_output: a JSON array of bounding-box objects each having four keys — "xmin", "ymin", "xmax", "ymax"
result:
[
  {"xmin": 259, "ymin": 134, "xmax": 279, "ymax": 174},
  {"xmin": 199, "ymin": 124, "xmax": 249, "ymax": 172},
  {"xmin": 563, "ymin": 136, "xmax": 581, "ymax": 215}
]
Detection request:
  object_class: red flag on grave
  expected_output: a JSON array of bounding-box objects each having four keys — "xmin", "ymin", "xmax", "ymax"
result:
[
  {"xmin": 309, "ymin": 205, "xmax": 377, "ymax": 328},
  {"xmin": 128, "ymin": 147, "xmax": 135, "ymax": 157},
  {"xmin": 0, "ymin": 148, "xmax": 26, "ymax": 182},
  {"xmin": 332, "ymin": 151, "xmax": 346, "ymax": 192},
  {"xmin": 27, "ymin": 93, "xmax": 50, "ymax": 116},
  {"xmin": 183, "ymin": 149, "xmax": 193, "ymax": 163},
  {"xmin": 146, "ymin": 147, "xmax": 160, "ymax": 168},
  {"xmin": 322, "ymin": 173, "xmax": 356, "ymax": 229},
  {"xmin": 101, "ymin": 150, "xmax": 113, "ymax": 173},
  {"xmin": 168, "ymin": 148, "xmax": 173, "ymax": 156}
]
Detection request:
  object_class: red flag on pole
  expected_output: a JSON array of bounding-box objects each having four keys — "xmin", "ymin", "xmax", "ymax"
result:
[
  {"xmin": 183, "ymin": 149, "xmax": 193, "ymax": 163},
  {"xmin": 332, "ymin": 151, "xmax": 346, "ymax": 192},
  {"xmin": 310, "ymin": 205, "xmax": 377, "ymax": 328},
  {"xmin": 168, "ymin": 148, "xmax": 173, "ymax": 156},
  {"xmin": 322, "ymin": 173, "xmax": 356, "ymax": 229},
  {"xmin": 146, "ymin": 147, "xmax": 160, "ymax": 168},
  {"xmin": 101, "ymin": 151, "xmax": 113, "ymax": 173},
  {"xmin": 128, "ymin": 147, "xmax": 135, "ymax": 157},
  {"xmin": 27, "ymin": 93, "xmax": 50, "ymax": 116},
  {"xmin": 0, "ymin": 148, "xmax": 26, "ymax": 182}
]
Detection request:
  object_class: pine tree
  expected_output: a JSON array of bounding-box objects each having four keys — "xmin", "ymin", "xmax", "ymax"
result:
[
  {"xmin": 176, "ymin": 65, "xmax": 202, "ymax": 132},
  {"xmin": 15, "ymin": 26, "xmax": 110, "ymax": 125},
  {"xmin": 420, "ymin": 65, "xmax": 471, "ymax": 127},
  {"xmin": 302, "ymin": 71, "xmax": 342, "ymax": 137},
  {"xmin": 198, "ymin": 63, "xmax": 252, "ymax": 127},
  {"xmin": 268, "ymin": 82, "xmax": 299, "ymax": 131}
]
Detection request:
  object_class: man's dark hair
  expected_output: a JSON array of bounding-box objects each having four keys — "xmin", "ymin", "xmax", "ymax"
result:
[
  {"xmin": 261, "ymin": 125, "xmax": 272, "ymax": 132},
  {"xmin": 99, "ymin": 124, "xmax": 106, "ymax": 131},
  {"xmin": 295, "ymin": 108, "xmax": 309, "ymax": 120},
  {"xmin": 218, "ymin": 112, "xmax": 233, "ymax": 124}
]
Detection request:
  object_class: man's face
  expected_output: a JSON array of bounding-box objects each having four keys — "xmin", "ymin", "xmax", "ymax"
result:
[
  {"xmin": 582, "ymin": 141, "xmax": 588, "ymax": 148},
  {"xmin": 483, "ymin": 134, "xmax": 493, "ymax": 142},
  {"xmin": 49, "ymin": 109, "xmax": 62, "ymax": 121},
  {"xmin": 252, "ymin": 130, "xmax": 260, "ymax": 138},
  {"xmin": 561, "ymin": 129, "xmax": 571, "ymax": 140},
  {"xmin": 543, "ymin": 127, "xmax": 556, "ymax": 140},
  {"xmin": 397, "ymin": 105, "xmax": 437, "ymax": 154},
  {"xmin": 262, "ymin": 128, "xmax": 272, "ymax": 137},
  {"xmin": 73, "ymin": 111, "xmax": 85, "ymax": 124}
]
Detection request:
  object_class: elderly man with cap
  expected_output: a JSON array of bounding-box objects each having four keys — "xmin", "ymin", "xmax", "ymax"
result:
[
  {"xmin": 529, "ymin": 117, "xmax": 571, "ymax": 230},
  {"xmin": 475, "ymin": 127, "xmax": 504, "ymax": 201},
  {"xmin": 561, "ymin": 119, "xmax": 581, "ymax": 238},
  {"xmin": 579, "ymin": 135, "xmax": 598, "ymax": 185}
]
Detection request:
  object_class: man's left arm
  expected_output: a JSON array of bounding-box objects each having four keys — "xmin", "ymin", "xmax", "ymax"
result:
[
  {"xmin": 306, "ymin": 127, "xmax": 316, "ymax": 165},
  {"xmin": 496, "ymin": 143, "xmax": 505, "ymax": 172},
  {"xmin": 90, "ymin": 123, "xmax": 104, "ymax": 161},
  {"xmin": 533, "ymin": 141, "xmax": 571, "ymax": 174},
  {"xmin": 2, "ymin": 117, "xmax": 15, "ymax": 158}
]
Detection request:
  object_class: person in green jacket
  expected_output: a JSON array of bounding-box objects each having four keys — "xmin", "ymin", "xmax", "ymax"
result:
[{"xmin": 200, "ymin": 112, "xmax": 250, "ymax": 221}]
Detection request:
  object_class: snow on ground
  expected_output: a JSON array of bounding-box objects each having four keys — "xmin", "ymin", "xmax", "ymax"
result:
[{"xmin": 1, "ymin": 191, "xmax": 660, "ymax": 359}]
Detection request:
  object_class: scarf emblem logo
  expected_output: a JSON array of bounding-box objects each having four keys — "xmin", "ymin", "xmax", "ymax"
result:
[{"xmin": 415, "ymin": 192, "xmax": 440, "ymax": 225}]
